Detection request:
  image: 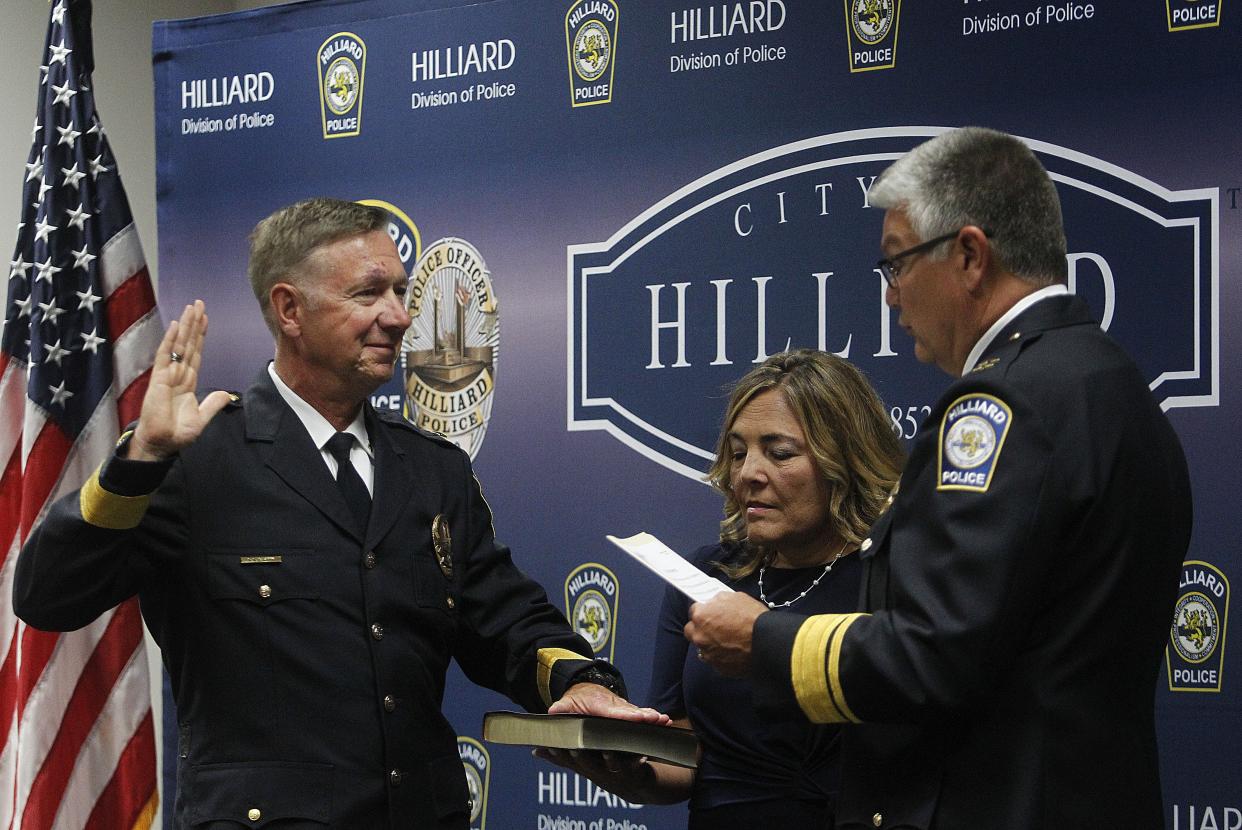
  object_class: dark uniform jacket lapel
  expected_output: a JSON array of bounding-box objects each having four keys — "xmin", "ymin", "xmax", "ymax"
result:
[
  {"xmin": 244, "ymin": 369, "xmax": 364, "ymax": 542},
  {"xmin": 364, "ymin": 406, "xmax": 413, "ymax": 548},
  {"xmin": 977, "ymin": 293, "xmax": 1095, "ymax": 368}
]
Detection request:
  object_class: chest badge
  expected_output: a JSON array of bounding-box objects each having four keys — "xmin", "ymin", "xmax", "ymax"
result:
[{"xmin": 432, "ymin": 514, "xmax": 454, "ymax": 578}]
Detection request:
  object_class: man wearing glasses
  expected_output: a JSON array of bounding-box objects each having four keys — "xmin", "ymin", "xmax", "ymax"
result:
[{"xmin": 687, "ymin": 127, "xmax": 1191, "ymax": 828}]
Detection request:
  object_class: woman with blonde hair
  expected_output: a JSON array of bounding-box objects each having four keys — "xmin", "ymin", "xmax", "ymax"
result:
[{"xmin": 541, "ymin": 349, "xmax": 903, "ymax": 828}]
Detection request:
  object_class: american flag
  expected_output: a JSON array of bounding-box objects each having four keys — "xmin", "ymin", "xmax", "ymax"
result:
[{"xmin": 0, "ymin": 1, "xmax": 161, "ymax": 828}]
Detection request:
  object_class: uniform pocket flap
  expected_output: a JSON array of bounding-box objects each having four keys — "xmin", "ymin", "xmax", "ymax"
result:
[
  {"xmin": 206, "ymin": 548, "xmax": 320, "ymax": 604},
  {"xmin": 187, "ymin": 761, "xmax": 333, "ymax": 826}
]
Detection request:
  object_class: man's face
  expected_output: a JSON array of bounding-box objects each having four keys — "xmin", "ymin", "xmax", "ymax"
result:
[
  {"xmin": 294, "ymin": 229, "xmax": 411, "ymax": 401},
  {"xmin": 881, "ymin": 208, "xmax": 965, "ymax": 376}
]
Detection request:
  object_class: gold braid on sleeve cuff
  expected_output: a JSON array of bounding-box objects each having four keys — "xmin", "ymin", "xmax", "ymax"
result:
[
  {"xmin": 79, "ymin": 466, "xmax": 150, "ymax": 530},
  {"xmin": 790, "ymin": 612, "xmax": 868, "ymax": 724},
  {"xmin": 536, "ymin": 647, "xmax": 593, "ymax": 707}
]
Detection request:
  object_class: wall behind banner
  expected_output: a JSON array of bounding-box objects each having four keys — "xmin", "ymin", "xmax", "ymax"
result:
[{"xmin": 150, "ymin": 1, "xmax": 1238, "ymax": 828}]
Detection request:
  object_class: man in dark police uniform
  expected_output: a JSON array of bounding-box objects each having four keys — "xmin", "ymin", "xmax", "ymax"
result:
[
  {"xmin": 14, "ymin": 198, "xmax": 662, "ymax": 828},
  {"xmin": 686, "ymin": 128, "xmax": 1192, "ymax": 829}
]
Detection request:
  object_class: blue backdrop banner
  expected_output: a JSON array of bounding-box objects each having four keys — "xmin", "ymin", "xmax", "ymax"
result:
[{"xmin": 152, "ymin": 1, "xmax": 1237, "ymax": 827}]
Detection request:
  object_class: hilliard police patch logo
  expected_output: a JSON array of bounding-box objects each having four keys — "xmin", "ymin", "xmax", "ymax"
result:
[
  {"xmin": 565, "ymin": 563, "xmax": 619, "ymax": 663},
  {"xmin": 318, "ymin": 32, "xmax": 366, "ymax": 138},
  {"xmin": 565, "ymin": 0, "xmax": 619, "ymax": 107},
  {"xmin": 1167, "ymin": 560, "xmax": 1229, "ymax": 692},
  {"xmin": 458, "ymin": 736, "xmax": 490, "ymax": 830},
  {"xmin": 403, "ymin": 238, "xmax": 499, "ymax": 459},
  {"xmin": 937, "ymin": 394, "xmax": 1011, "ymax": 492},
  {"xmin": 1166, "ymin": 0, "xmax": 1223, "ymax": 31},
  {"xmin": 844, "ymin": 0, "xmax": 900, "ymax": 72}
]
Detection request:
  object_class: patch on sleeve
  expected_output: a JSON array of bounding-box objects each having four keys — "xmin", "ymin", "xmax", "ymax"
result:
[{"xmin": 937, "ymin": 393, "xmax": 1012, "ymax": 492}]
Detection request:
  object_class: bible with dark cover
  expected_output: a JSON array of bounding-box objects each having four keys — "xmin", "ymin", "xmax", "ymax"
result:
[{"xmin": 482, "ymin": 711, "xmax": 700, "ymax": 768}]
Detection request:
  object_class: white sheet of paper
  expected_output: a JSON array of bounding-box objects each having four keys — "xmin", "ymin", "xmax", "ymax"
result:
[{"xmin": 606, "ymin": 532, "xmax": 734, "ymax": 602}]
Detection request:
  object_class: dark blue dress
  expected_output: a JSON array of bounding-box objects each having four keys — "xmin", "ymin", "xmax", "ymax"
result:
[{"xmin": 647, "ymin": 542, "xmax": 861, "ymax": 829}]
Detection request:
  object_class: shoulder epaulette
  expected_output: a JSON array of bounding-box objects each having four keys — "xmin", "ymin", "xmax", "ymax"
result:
[{"xmin": 970, "ymin": 328, "xmax": 1045, "ymax": 376}]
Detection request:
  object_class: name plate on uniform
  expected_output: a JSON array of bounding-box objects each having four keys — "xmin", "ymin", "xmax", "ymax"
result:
[{"xmin": 240, "ymin": 555, "xmax": 283, "ymax": 565}]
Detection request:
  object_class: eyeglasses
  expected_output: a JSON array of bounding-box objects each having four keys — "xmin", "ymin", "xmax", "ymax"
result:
[{"xmin": 876, "ymin": 228, "xmax": 992, "ymax": 288}]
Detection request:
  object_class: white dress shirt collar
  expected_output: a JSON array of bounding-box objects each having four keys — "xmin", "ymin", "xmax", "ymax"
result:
[
  {"xmin": 960, "ymin": 284, "xmax": 1069, "ymax": 376},
  {"xmin": 266, "ymin": 362, "xmax": 372, "ymax": 460}
]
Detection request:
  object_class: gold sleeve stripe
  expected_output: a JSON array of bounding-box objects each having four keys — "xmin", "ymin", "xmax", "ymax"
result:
[
  {"xmin": 826, "ymin": 613, "xmax": 865, "ymax": 724},
  {"xmin": 536, "ymin": 647, "xmax": 591, "ymax": 707},
  {"xmin": 79, "ymin": 466, "xmax": 150, "ymax": 530},
  {"xmin": 791, "ymin": 612, "xmax": 867, "ymax": 724}
]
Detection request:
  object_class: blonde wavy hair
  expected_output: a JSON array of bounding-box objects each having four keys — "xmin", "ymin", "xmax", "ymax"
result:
[{"xmin": 708, "ymin": 349, "xmax": 904, "ymax": 578}]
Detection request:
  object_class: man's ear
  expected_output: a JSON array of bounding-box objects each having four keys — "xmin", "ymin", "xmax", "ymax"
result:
[
  {"xmin": 269, "ymin": 282, "xmax": 303, "ymax": 337},
  {"xmin": 956, "ymin": 225, "xmax": 993, "ymax": 294}
]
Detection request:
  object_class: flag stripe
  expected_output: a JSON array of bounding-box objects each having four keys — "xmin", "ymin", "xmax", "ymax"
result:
[
  {"xmin": 11, "ymin": 618, "xmax": 109, "ymax": 829},
  {"xmin": 20, "ymin": 604, "xmax": 139, "ymax": 830},
  {"xmin": 0, "ymin": 625, "xmax": 17, "ymax": 755},
  {"xmin": 14, "ymin": 424, "xmax": 74, "ymax": 541},
  {"xmin": 115, "ymin": 371, "xmax": 147, "ymax": 429},
  {"xmin": 81, "ymin": 711, "xmax": 154, "ymax": 830},
  {"xmin": 95, "ymin": 227, "xmax": 143, "ymax": 299},
  {"xmin": 0, "ymin": 359, "xmax": 23, "ymax": 479},
  {"xmin": 101, "ymin": 270, "xmax": 154, "ymax": 347},
  {"xmin": 52, "ymin": 637, "xmax": 152, "ymax": 830},
  {"xmin": 111, "ymin": 314, "xmax": 160, "ymax": 399}
]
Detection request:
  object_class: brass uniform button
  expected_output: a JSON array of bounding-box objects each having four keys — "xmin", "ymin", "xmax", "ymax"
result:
[
  {"xmin": 383, "ymin": 694, "xmax": 396, "ymax": 712},
  {"xmin": 370, "ymin": 623, "xmax": 384, "ymax": 640},
  {"xmin": 389, "ymin": 768, "xmax": 403, "ymax": 786},
  {"xmin": 258, "ymin": 584, "xmax": 272, "ymax": 599},
  {"xmin": 1009, "ymin": 331, "xmax": 1021, "ymax": 341},
  {"xmin": 861, "ymin": 538, "xmax": 873, "ymax": 552},
  {"xmin": 248, "ymin": 807, "xmax": 261, "ymax": 822},
  {"xmin": 363, "ymin": 551, "xmax": 377, "ymax": 569},
  {"xmin": 872, "ymin": 812, "xmax": 883, "ymax": 827},
  {"xmin": 446, "ymin": 596, "xmax": 456, "ymax": 610}
]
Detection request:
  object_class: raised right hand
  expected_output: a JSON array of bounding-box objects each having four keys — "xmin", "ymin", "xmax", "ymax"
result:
[{"xmin": 127, "ymin": 300, "xmax": 232, "ymax": 461}]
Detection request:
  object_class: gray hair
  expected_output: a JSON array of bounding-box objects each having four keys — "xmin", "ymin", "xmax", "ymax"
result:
[
  {"xmin": 869, "ymin": 127, "xmax": 1068, "ymax": 286},
  {"xmin": 248, "ymin": 197, "xmax": 390, "ymax": 333}
]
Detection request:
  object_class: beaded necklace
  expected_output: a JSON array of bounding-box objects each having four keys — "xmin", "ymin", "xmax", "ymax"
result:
[{"xmin": 757, "ymin": 541, "xmax": 848, "ymax": 609}]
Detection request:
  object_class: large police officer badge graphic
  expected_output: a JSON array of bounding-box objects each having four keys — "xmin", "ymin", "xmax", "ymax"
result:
[
  {"xmin": 844, "ymin": 0, "xmax": 900, "ymax": 72},
  {"xmin": 403, "ymin": 238, "xmax": 499, "ymax": 459},
  {"xmin": 318, "ymin": 32, "xmax": 366, "ymax": 138},
  {"xmin": 1167, "ymin": 560, "xmax": 1229, "ymax": 692},
  {"xmin": 565, "ymin": 563, "xmax": 619, "ymax": 663},
  {"xmin": 458, "ymin": 737, "xmax": 491, "ymax": 829},
  {"xmin": 565, "ymin": 0, "xmax": 619, "ymax": 107}
]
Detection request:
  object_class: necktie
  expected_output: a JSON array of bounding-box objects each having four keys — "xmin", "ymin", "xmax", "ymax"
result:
[{"xmin": 325, "ymin": 432, "xmax": 371, "ymax": 532}]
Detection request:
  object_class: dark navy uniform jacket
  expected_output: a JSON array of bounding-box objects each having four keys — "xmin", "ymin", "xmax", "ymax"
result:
[
  {"xmin": 14, "ymin": 369, "xmax": 604, "ymax": 829},
  {"xmin": 753, "ymin": 294, "xmax": 1192, "ymax": 829}
]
